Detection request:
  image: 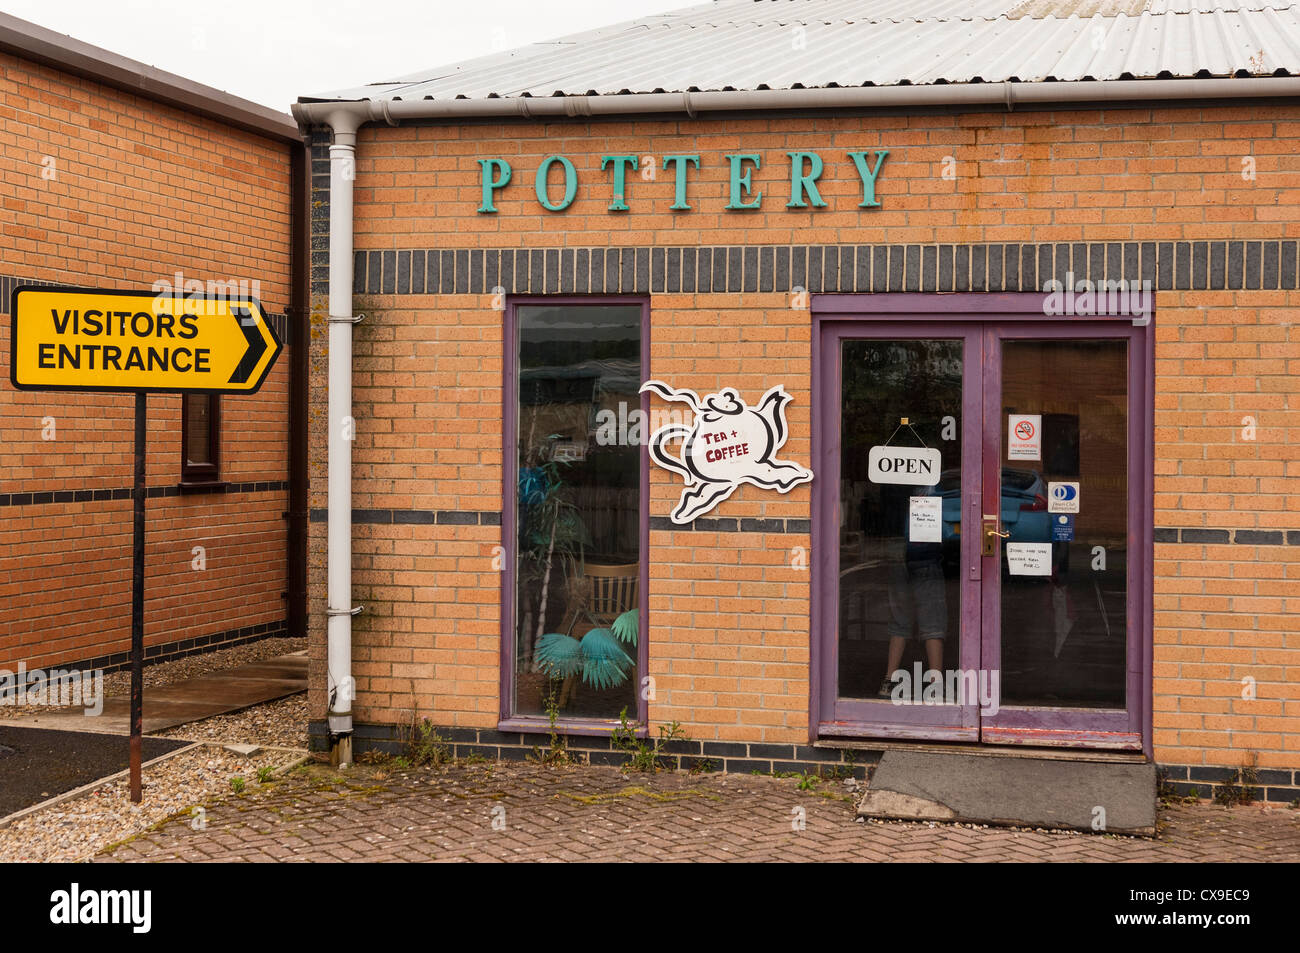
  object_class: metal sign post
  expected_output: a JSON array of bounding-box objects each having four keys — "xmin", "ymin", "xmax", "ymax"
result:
[{"xmin": 130, "ymin": 392, "xmax": 146, "ymax": 802}]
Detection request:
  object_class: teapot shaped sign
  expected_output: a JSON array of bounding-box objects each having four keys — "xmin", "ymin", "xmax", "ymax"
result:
[{"xmin": 640, "ymin": 380, "xmax": 814, "ymax": 524}]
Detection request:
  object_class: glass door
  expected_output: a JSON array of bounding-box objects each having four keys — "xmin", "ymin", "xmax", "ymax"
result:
[
  {"xmin": 817, "ymin": 323, "xmax": 983, "ymax": 740},
  {"xmin": 978, "ymin": 327, "xmax": 1144, "ymax": 748},
  {"xmin": 815, "ymin": 309, "xmax": 1147, "ymax": 751}
]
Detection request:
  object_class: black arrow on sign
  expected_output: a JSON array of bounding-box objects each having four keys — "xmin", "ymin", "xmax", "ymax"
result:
[{"xmin": 228, "ymin": 307, "xmax": 267, "ymax": 384}]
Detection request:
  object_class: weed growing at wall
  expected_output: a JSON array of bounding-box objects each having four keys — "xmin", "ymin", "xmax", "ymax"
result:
[{"xmin": 612, "ymin": 707, "xmax": 686, "ymax": 773}]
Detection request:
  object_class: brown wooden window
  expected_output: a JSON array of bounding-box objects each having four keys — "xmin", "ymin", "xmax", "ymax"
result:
[{"xmin": 181, "ymin": 393, "xmax": 220, "ymax": 483}]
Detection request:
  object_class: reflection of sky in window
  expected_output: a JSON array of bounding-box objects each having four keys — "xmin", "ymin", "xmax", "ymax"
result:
[
  {"xmin": 520, "ymin": 307, "xmax": 639, "ymax": 342},
  {"xmin": 521, "ymin": 358, "xmax": 641, "ymax": 397},
  {"xmin": 519, "ymin": 307, "xmax": 642, "ymax": 405}
]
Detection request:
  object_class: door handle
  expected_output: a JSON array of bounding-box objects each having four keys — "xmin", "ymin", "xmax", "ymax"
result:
[{"xmin": 981, "ymin": 516, "xmax": 1009, "ymax": 556}]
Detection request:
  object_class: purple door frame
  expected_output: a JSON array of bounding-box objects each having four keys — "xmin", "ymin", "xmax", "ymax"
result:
[
  {"xmin": 811, "ymin": 294, "xmax": 1155, "ymax": 756},
  {"xmin": 499, "ymin": 296, "xmax": 651, "ymax": 737}
]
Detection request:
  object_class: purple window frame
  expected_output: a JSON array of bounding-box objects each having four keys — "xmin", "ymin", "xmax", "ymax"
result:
[
  {"xmin": 810, "ymin": 293, "xmax": 1156, "ymax": 757},
  {"xmin": 498, "ymin": 295, "xmax": 651, "ymax": 737}
]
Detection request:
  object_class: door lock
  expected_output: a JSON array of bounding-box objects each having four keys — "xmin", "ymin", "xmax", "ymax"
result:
[{"xmin": 982, "ymin": 515, "xmax": 1010, "ymax": 556}]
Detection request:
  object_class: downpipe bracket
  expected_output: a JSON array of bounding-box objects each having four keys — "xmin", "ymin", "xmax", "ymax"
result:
[
  {"xmin": 328, "ymin": 313, "xmax": 365, "ymax": 324},
  {"xmin": 327, "ymin": 605, "xmax": 365, "ymax": 617}
]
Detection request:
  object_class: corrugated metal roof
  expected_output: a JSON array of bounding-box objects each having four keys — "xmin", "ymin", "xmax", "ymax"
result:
[{"xmin": 304, "ymin": 0, "xmax": 1300, "ymax": 102}]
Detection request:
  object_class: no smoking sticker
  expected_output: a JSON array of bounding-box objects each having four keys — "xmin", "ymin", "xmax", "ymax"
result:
[{"xmin": 1007, "ymin": 414, "xmax": 1041, "ymax": 461}]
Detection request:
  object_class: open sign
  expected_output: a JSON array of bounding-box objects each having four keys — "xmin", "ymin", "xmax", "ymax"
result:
[{"xmin": 868, "ymin": 445, "xmax": 942, "ymax": 485}]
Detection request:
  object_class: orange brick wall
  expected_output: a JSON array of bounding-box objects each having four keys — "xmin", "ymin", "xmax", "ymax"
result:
[
  {"xmin": 308, "ymin": 104, "xmax": 1300, "ymax": 770},
  {"xmin": 1152, "ymin": 291, "xmax": 1299, "ymax": 770},
  {"xmin": 0, "ymin": 50, "xmax": 295, "ymax": 671}
]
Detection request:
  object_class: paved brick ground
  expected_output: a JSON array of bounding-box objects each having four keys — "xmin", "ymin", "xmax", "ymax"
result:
[{"xmin": 95, "ymin": 761, "xmax": 1300, "ymax": 863}]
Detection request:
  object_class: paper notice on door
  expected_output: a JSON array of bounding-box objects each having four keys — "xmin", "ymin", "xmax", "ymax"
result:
[
  {"xmin": 909, "ymin": 495, "xmax": 942, "ymax": 543},
  {"xmin": 1007, "ymin": 414, "xmax": 1042, "ymax": 461},
  {"xmin": 1005, "ymin": 542, "xmax": 1053, "ymax": 576}
]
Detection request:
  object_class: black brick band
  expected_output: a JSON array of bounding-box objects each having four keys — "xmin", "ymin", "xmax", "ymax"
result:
[
  {"xmin": 308, "ymin": 508, "xmax": 502, "ymax": 526},
  {"xmin": 306, "ymin": 507, "xmax": 808, "ymax": 534},
  {"xmin": 2, "ymin": 620, "xmax": 288, "ymax": 693},
  {"xmin": 649, "ymin": 515, "xmax": 811, "ymax": 534},
  {"xmin": 306, "ymin": 719, "xmax": 875, "ymax": 779},
  {"xmin": 1154, "ymin": 527, "xmax": 1296, "ymax": 546},
  {"xmin": 346, "ymin": 240, "xmax": 1300, "ymax": 297},
  {"xmin": 1159, "ymin": 762, "xmax": 1300, "ymax": 805},
  {"xmin": 306, "ymin": 508, "xmax": 1294, "ymax": 542},
  {"xmin": 0, "ymin": 480, "xmax": 290, "ymax": 509},
  {"xmin": 304, "ymin": 718, "xmax": 1300, "ymax": 803}
]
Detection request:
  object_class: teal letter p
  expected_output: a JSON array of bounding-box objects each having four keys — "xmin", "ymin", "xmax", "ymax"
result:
[{"xmin": 477, "ymin": 158, "xmax": 512, "ymax": 213}]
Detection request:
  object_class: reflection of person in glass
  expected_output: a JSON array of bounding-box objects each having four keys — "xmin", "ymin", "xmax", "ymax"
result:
[{"xmin": 878, "ymin": 485, "xmax": 946, "ymax": 698}]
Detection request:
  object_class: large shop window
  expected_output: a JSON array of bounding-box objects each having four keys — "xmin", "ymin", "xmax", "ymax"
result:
[{"xmin": 505, "ymin": 301, "xmax": 647, "ymax": 726}]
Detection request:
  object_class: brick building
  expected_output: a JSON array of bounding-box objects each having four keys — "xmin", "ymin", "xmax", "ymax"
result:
[
  {"xmin": 0, "ymin": 15, "xmax": 307, "ymax": 678},
  {"xmin": 285, "ymin": 0, "xmax": 1295, "ymax": 808}
]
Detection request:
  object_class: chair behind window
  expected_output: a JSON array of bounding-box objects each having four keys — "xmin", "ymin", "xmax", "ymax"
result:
[{"xmin": 582, "ymin": 561, "xmax": 638, "ymax": 627}]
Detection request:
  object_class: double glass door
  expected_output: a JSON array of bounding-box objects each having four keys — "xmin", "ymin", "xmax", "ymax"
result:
[{"xmin": 815, "ymin": 311, "xmax": 1148, "ymax": 750}]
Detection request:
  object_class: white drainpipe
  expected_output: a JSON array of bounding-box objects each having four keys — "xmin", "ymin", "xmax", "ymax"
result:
[{"xmin": 324, "ymin": 109, "xmax": 361, "ymax": 765}]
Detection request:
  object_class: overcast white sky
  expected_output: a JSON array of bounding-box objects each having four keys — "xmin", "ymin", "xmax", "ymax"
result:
[{"xmin": 1, "ymin": 0, "xmax": 696, "ymax": 112}]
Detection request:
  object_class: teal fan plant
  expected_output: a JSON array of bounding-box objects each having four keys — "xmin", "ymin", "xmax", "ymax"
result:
[{"xmin": 536, "ymin": 608, "xmax": 638, "ymax": 690}]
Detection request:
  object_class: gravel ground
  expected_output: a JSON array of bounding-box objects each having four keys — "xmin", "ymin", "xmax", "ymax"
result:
[
  {"xmin": 0, "ymin": 636, "xmax": 310, "ymax": 861},
  {"xmin": 0, "ymin": 745, "xmax": 305, "ymax": 862},
  {"xmin": 0, "ymin": 636, "xmax": 306, "ymax": 717},
  {"xmin": 156, "ymin": 694, "xmax": 308, "ymax": 749}
]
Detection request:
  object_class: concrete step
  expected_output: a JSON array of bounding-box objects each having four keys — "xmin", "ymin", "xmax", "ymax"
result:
[
  {"xmin": 857, "ymin": 747, "xmax": 1157, "ymax": 835},
  {"xmin": 13, "ymin": 654, "xmax": 307, "ymax": 736}
]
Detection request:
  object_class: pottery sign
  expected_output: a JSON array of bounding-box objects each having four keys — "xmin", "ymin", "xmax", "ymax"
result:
[{"xmin": 640, "ymin": 380, "xmax": 814, "ymax": 523}]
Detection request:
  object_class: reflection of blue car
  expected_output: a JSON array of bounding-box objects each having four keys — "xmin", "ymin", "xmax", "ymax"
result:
[{"xmin": 936, "ymin": 468, "xmax": 1051, "ymax": 545}]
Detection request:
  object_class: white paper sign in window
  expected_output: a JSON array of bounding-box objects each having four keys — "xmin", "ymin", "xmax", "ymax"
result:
[
  {"xmin": 1005, "ymin": 542, "xmax": 1053, "ymax": 576},
  {"xmin": 909, "ymin": 496, "xmax": 942, "ymax": 543}
]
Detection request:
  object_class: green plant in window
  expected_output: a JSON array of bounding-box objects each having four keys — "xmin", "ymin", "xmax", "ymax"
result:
[
  {"xmin": 518, "ymin": 445, "xmax": 591, "ymax": 671},
  {"xmin": 610, "ymin": 607, "xmax": 638, "ymax": 645},
  {"xmin": 535, "ymin": 608, "xmax": 637, "ymax": 690}
]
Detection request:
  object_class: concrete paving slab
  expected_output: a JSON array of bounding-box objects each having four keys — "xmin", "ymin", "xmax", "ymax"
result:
[
  {"xmin": 14, "ymin": 654, "xmax": 306, "ymax": 736},
  {"xmin": 211, "ymin": 660, "xmax": 307, "ymax": 681},
  {"xmin": 857, "ymin": 748, "xmax": 1157, "ymax": 835}
]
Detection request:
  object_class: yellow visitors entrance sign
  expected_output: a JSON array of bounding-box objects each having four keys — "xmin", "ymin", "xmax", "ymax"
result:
[
  {"xmin": 7, "ymin": 282, "xmax": 282, "ymax": 805},
  {"xmin": 10, "ymin": 285, "xmax": 281, "ymax": 393}
]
